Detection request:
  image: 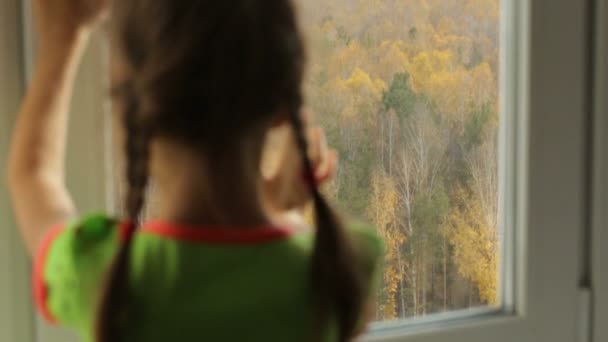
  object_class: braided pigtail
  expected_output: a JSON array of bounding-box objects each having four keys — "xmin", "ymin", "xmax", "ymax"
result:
[
  {"xmin": 97, "ymin": 84, "xmax": 151, "ymax": 342},
  {"xmin": 287, "ymin": 110, "xmax": 365, "ymax": 341}
]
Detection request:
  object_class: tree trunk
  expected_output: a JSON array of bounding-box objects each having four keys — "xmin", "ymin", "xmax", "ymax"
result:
[
  {"xmin": 397, "ymin": 250, "xmax": 406, "ymax": 318},
  {"xmin": 380, "ymin": 115, "xmax": 385, "ymax": 170},
  {"xmin": 411, "ymin": 250, "xmax": 418, "ymax": 316},
  {"xmin": 430, "ymin": 262, "xmax": 435, "ymax": 314},
  {"xmin": 468, "ymin": 280, "xmax": 473, "ymax": 308},
  {"xmin": 388, "ymin": 114, "xmax": 393, "ymax": 175},
  {"xmin": 421, "ymin": 240, "xmax": 427, "ymax": 315},
  {"xmin": 443, "ymin": 237, "xmax": 448, "ymax": 311}
]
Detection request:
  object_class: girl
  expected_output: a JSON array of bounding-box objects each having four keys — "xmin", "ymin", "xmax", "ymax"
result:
[{"xmin": 8, "ymin": 0, "xmax": 383, "ymax": 341}]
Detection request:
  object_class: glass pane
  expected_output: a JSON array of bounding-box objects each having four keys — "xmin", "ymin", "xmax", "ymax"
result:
[{"xmin": 297, "ymin": 0, "xmax": 501, "ymax": 321}]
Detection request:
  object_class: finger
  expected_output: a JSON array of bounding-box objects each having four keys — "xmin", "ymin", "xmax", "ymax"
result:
[
  {"xmin": 314, "ymin": 139, "xmax": 330, "ymax": 180},
  {"xmin": 316, "ymin": 149, "xmax": 338, "ymax": 185},
  {"xmin": 311, "ymin": 127, "xmax": 329, "ymax": 169},
  {"xmin": 316, "ymin": 128, "xmax": 329, "ymax": 175},
  {"xmin": 326, "ymin": 150, "xmax": 338, "ymax": 177}
]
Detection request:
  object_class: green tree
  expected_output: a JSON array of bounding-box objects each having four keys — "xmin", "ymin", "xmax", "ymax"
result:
[{"xmin": 383, "ymin": 72, "xmax": 417, "ymax": 120}]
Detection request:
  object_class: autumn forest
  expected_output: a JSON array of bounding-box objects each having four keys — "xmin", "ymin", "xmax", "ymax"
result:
[{"xmin": 299, "ymin": 0, "xmax": 500, "ymax": 320}]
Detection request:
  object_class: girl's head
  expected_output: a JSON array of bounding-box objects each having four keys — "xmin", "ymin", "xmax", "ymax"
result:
[
  {"xmin": 110, "ymin": 0, "xmax": 305, "ymax": 149},
  {"xmin": 102, "ymin": 1, "xmax": 365, "ymax": 341}
]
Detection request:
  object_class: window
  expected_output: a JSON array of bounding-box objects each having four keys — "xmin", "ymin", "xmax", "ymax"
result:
[
  {"xmin": 298, "ymin": 0, "xmax": 501, "ymax": 321},
  {"xmin": 3, "ymin": 0, "xmax": 596, "ymax": 342}
]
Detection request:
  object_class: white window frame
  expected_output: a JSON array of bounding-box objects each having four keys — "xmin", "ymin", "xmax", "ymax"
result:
[{"xmin": 1, "ymin": 0, "xmax": 596, "ymax": 341}]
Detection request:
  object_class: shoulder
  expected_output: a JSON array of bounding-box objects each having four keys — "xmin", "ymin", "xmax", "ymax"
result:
[
  {"xmin": 346, "ymin": 220, "xmax": 384, "ymax": 266},
  {"xmin": 33, "ymin": 213, "xmax": 121, "ymax": 327}
]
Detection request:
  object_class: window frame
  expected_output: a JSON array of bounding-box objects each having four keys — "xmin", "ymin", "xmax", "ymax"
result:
[
  {"xmin": 5, "ymin": 0, "xmax": 592, "ymax": 341},
  {"xmin": 366, "ymin": 0, "xmax": 589, "ymax": 340}
]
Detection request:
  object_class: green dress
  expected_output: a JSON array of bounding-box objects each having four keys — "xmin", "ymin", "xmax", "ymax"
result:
[{"xmin": 34, "ymin": 214, "xmax": 383, "ymax": 341}]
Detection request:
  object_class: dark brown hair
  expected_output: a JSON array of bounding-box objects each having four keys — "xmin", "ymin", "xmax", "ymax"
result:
[{"xmin": 100, "ymin": 1, "xmax": 364, "ymax": 341}]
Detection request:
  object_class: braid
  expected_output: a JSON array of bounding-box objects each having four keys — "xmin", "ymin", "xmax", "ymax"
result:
[
  {"xmin": 288, "ymin": 109, "xmax": 365, "ymax": 342},
  {"xmin": 97, "ymin": 85, "xmax": 150, "ymax": 342}
]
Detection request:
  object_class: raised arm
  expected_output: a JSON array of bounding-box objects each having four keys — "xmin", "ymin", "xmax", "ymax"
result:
[{"xmin": 7, "ymin": 0, "xmax": 107, "ymax": 255}]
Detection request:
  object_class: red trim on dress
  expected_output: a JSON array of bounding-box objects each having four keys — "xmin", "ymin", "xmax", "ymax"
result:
[
  {"xmin": 33, "ymin": 224, "xmax": 65, "ymax": 324},
  {"xmin": 143, "ymin": 221, "xmax": 294, "ymax": 244}
]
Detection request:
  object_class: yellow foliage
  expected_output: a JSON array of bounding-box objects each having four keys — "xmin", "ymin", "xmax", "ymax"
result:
[
  {"xmin": 375, "ymin": 40, "xmax": 410, "ymax": 82},
  {"xmin": 408, "ymin": 49, "xmax": 455, "ymax": 94},
  {"xmin": 368, "ymin": 170, "xmax": 399, "ymax": 236},
  {"xmin": 328, "ymin": 41, "xmax": 368, "ymax": 78},
  {"xmin": 326, "ymin": 68, "xmax": 386, "ymax": 124},
  {"xmin": 432, "ymin": 33, "xmax": 474, "ymax": 65},
  {"xmin": 408, "ymin": 50, "xmax": 495, "ymax": 124},
  {"xmin": 446, "ymin": 188, "xmax": 498, "ymax": 304},
  {"xmin": 344, "ymin": 67, "xmax": 387, "ymax": 99},
  {"xmin": 427, "ymin": 68, "xmax": 469, "ymax": 118},
  {"xmin": 368, "ymin": 170, "xmax": 406, "ymax": 319}
]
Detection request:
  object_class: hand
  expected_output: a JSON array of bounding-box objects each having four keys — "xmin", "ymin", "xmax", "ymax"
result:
[
  {"xmin": 261, "ymin": 112, "xmax": 338, "ymax": 213},
  {"xmin": 34, "ymin": 0, "xmax": 109, "ymax": 44}
]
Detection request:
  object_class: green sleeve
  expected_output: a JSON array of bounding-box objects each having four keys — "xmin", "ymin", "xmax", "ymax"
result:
[
  {"xmin": 347, "ymin": 220, "xmax": 384, "ymax": 320},
  {"xmin": 33, "ymin": 213, "xmax": 120, "ymax": 335}
]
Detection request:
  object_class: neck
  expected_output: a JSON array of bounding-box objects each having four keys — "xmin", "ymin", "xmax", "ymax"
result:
[{"xmin": 149, "ymin": 137, "xmax": 271, "ymax": 228}]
